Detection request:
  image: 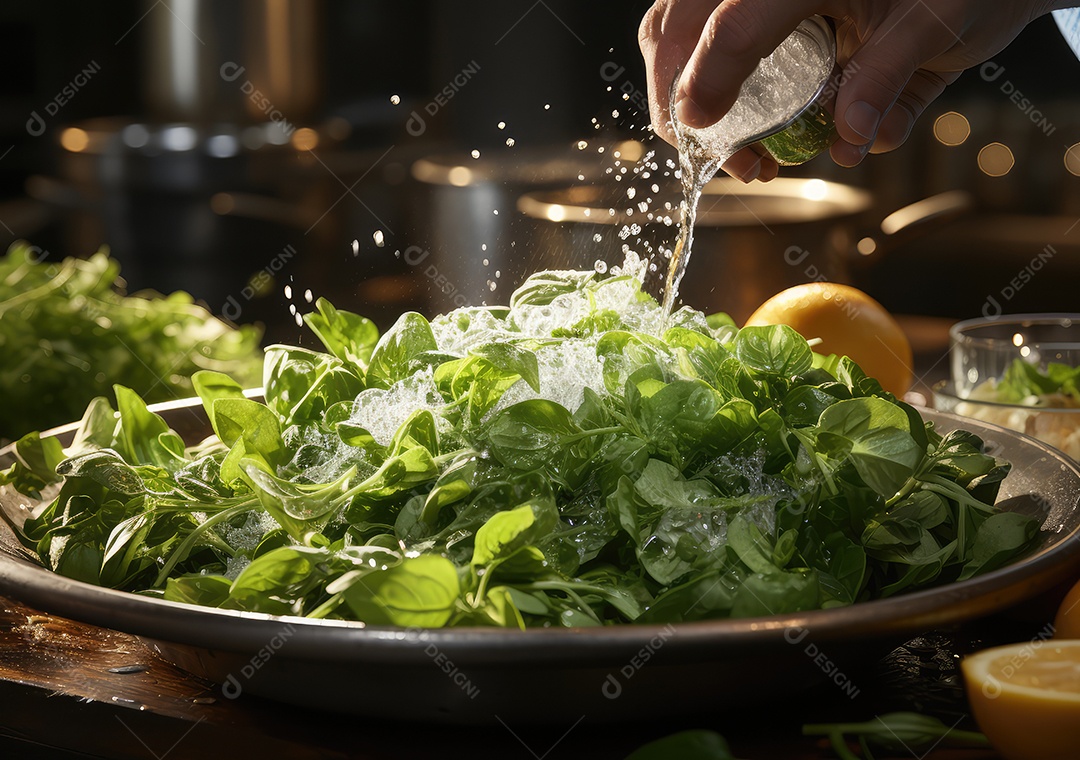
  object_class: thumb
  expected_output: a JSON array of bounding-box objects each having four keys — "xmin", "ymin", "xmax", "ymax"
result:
[{"xmin": 832, "ymin": 19, "xmax": 955, "ymax": 149}]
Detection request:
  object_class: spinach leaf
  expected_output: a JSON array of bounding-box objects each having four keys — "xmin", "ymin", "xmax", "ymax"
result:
[
  {"xmin": 734, "ymin": 324, "xmax": 813, "ymax": 377},
  {"xmin": 342, "ymin": 554, "xmax": 460, "ymax": 627},
  {"xmin": 365, "ymin": 312, "xmax": 438, "ymax": 389}
]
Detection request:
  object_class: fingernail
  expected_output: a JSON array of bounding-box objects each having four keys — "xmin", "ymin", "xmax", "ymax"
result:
[
  {"xmin": 845, "ymin": 101, "xmax": 881, "ymax": 142},
  {"xmin": 675, "ymin": 94, "xmax": 708, "ymax": 127},
  {"xmin": 833, "ymin": 141, "xmax": 869, "ymax": 168}
]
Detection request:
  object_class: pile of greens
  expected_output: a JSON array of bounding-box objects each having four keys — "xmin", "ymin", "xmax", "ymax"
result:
[
  {"xmin": 0, "ymin": 242, "xmax": 262, "ymax": 440},
  {"xmin": 982, "ymin": 358, "xmax": 1080, "ymax": 406},
  {"xmin": 1, "ymin": 268, "xmax": 1040, "ymax": 628}
]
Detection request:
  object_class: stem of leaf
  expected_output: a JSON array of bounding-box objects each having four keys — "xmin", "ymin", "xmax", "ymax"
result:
[
  {"xmin": 155, "ymin": 501, "xmax": 254, "ymax": 585},
  {"xmin": 561, "ymin": 426, "xmax": 626, "ymax": 445}
]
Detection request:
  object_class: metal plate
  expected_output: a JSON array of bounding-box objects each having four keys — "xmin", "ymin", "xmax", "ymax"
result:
[{"xmin": 2, "ymin": 399, "xmax": 1079, "ymax": 724}]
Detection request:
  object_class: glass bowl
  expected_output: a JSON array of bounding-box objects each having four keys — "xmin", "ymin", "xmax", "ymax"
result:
[
  {"xmin": 950, "ymin": 314, "xmax": 1080, "ymax": 397},
  {"xmin": 933, "ymin": 384, "xmax": 1080, "ymax": 461},
  {"xmin": 934, "ymin": 314, "xmax": 1080, "ymax": 460}
]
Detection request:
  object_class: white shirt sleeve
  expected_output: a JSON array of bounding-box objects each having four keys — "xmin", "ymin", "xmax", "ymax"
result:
[{"xmin": 1054, "ymin": 8, "xmax": 1080, "ymax": 58}]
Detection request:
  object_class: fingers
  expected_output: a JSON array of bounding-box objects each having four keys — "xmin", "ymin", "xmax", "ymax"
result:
[
  {"xmin": 639, "ymin": 0, "xmax": 968, "ymax": 169},
  {"xmin": 869, "ymin": 68, "xmax": 959, "ymax": 154},
  {"xmin": 639, "ymin": 0, "xmax": 726, "ymax": 144},
  {"xmin": 720, "ymin": 146, "xmax": 778, "ymax": 183},
  {"xmin": 831, "ymin": 4, "xmax": 959, "ymax": 152},
  {"xmin": 676, "ymin": 0, "xmax": 854, "ymax": 128}
]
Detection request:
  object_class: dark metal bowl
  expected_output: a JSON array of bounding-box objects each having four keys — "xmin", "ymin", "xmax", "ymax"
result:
[{"xmin": 2, "ymin": 398, "xmax": 1078, "ymax": 724}]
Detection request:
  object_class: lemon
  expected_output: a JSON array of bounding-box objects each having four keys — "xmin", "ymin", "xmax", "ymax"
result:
[
  {"xmin": 745, "ymin": 282, "xmax": 913, "ymax": 396},
  {"xmin": 1053, "ymin": 578, "xmax": 1080, "ymax": 639},
  {"xmin": 962, "ymin": 640, "xmax": 1080, "ymax": 760}
]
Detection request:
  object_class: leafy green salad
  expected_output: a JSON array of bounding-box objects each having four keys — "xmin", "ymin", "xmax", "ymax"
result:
[
  {"xmin": 0, "ymin": 242, "xmax": 262, "ymax": 440},
  {"xmin": 1, "ymin": 266, "xmax": 1040, "ymax": 628}
]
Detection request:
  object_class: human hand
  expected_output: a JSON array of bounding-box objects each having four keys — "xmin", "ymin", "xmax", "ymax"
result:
[{"xmin": 639, "ymin": 0, "xmax": 1064, "ymax": 181}]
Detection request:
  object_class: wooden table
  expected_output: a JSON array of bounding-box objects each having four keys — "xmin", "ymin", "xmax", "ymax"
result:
[{"xmin": 0, "ymin": 593, "xmax": 1032, "ymax": 760}]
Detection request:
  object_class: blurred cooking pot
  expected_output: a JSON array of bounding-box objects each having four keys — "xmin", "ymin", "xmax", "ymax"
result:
[
  {"xmin": 409, "ymin": 141, "xmax": 646, "ymax": 313},
  {"xmin": 517, "ymin": 179, "xmax": 970, "ymax": 323}
]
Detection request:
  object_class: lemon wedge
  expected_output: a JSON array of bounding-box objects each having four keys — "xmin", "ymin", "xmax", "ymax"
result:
[{"xmin": 962, "ymin": 640, "xmax": 1080, "ymax": 760}]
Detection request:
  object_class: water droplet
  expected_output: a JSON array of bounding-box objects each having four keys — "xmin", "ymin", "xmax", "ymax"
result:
[
  {"xmin": 505, "ymin": 137, "xmax": 515, "ymax": 147},
  {"xmin": 304, "ymin": 289, "xmax": 313, "ymax": 303},
  {"xmin": 594, "ymin": 260, "xmax": 608, "ymax": 274},
  {"xmin": 592, "ymin": 233, "xmax": 603, "ymax": 243},
  {"xmin": 389, "ymin": 94, "xmax": 400, "ymax": 105},
  {"xmin": 294, "ymin": 313, "xmax": 303, "ymax": 327},
  {"xmin": 481, "ymin": 244, "xmax": 487, "ymax": 251},
  {"xmin": 482, "ymin": 258, "xmax": 490, "ymax": 266},
  {"xmin": 351, "ymin": 239, "xmax": 360, "ymax": 256},
  {"xmin": 544, "ymin": 104, "xmax": 551, "ymax": 110},
  {"xmin": 289, "ymin": 303, "xmax": 297, "ymax": 315},
  {"xmin": 372, "ymin": 230, "xmax": 385, "ymax": 247},
  {"xmin": 626, "ymin": 187, "xmax": 636, "ymax": 199},
  {"xmin": 488, "ymin": 281, "xmax": 497, "ymax": 291},
  {"xmin": 471, "ymin": 149, "xmax": 480, "ymax": 159},
  {"xmin": 284, "ymin": 284, "xmax": 293, "ymax": 299},
  {"xmin": 497, "ymin": 121, "xmax": 506, "ymax": 129},
  {"xmin": 611, "ymin": 109, "xmax": 620, "ymax": 118},
  {"xmin": 495, "ymin": 270, "xmax": 501, "ymax": 278},
  {"xmin": 577, "ymin": 141, "xmax": 588, "ymax": 150}
]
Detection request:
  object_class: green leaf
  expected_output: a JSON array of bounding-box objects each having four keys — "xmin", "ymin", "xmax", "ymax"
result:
[
  {"xmin": 55, "ymin": 450, "xmax": 145, "ymax": 496},
  {"xmin": 484, "ymin": 399, "xmax": 580, "ymax": 472},
  {"xmin": 390, "ymin": 409, "xmax": 440, "ymax": 457},
  {"xmin": 0, "ymin": 431, "xmax": 65, "ymax": 495},
  {"xmin": 957, "ymin": 511, "xmax": 1040, "ymax": 580},
  {"xmin": 366, "ymin": 312, "xmax": 438, "ymax": 389},
  {"xmin": 215, "ymin": 398, "xmax": 285, "ymax": 481},
  {"xmin": 508, "ymin": 270, "xmax": 596, "ymax": 309},
  {"xmin": 729, "ymin": 516, "xmax": 778, "ymax": 575},
  {"xmin": 731, "ymin": 569, "xmax": 820, "ymax": 617},
  {"xmin": 164, "ymin": 574, "xmax": 233, "ymax": 607},
  {"xmin": 819, "ymin": 397, "xmax": 923, "ymax": 498},
  {"xmin": 470, "ymin": 342, "xmax": 541, "ymax": 392},
  {"xmin": 68, "ymin": 397, "xmax": 120, "ymax": 455},
  {"xmin": 471, "ymin": 504, "xmax": 545, "ymax": 568},
  {"xmin": 342, "ymin": 554, "xmax": 460, "ymax": 627},
  {"xmin": 304, "ymin": 297, "xmax": 379, "ymax": 375},
  {"xmin": 419, "ymin": 456, "xmax": 477, "ymax": 524},
  {"xmin": 734, "ymin": 324, "xmax": 813, "ymax": 377},
  {"xmin": 192, "ymin": 371, "xmax": 246, "ymax": 433},
  {"xmin": 224, "ymin": 545, "xmax": 338, "ymax": 615},
  {"xmin": 625, "ymin": 730, "xmax": 735, "ymax": 760},
  {"xmin": 111, "ymin": 386, "xmax": 185, "ymax": 470}
]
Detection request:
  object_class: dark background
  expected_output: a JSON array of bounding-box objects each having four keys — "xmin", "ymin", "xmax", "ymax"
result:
[{"xmin": 1, "ymin": 1, "xmax": 1078, "ymax": 345}]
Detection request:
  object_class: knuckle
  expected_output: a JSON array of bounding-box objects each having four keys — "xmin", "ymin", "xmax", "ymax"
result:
[
  {"xmin": 851, "ymin": 62, "xmax": 912, "ymax": 103},
  {"xmin": 638, "ymin": 4, "xmax": 662, "ymax": 48}
]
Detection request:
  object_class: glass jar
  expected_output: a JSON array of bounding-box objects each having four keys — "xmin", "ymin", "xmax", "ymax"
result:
[{"xmin": 672, "ymin": 15, "xmax": 838, "ymax": 167}]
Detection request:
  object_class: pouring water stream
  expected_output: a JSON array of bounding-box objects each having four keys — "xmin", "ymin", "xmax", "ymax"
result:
[{"xmin": 660, "ymin": 22, "xmax": 834, "ymax": 314}]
